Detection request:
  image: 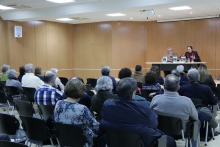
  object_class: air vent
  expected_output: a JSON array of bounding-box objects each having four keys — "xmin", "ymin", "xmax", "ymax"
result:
[
  {"xmin": 71, "ymin": 17, "xmax": 89, "ymax": 20},
  {"xmin": 7, "ymin": 4, "xmax": 31, "ymax": 9}
]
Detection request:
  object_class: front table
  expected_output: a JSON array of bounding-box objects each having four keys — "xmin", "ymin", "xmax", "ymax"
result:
[{"xmin": 145, "ymin": 62, "xmax": 206, "ymax": 75}]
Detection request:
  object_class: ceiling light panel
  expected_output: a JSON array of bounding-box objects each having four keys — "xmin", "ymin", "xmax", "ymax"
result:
[
  {"xmin": 46, "ymin": 0, "xmax": 75, "ymax": 3},
  {"xmin": 56, "ymin": 18, "xmax": 74, "ymax": 21},
  {"xmin": 169, "ymin": 6, "xmax": 191, "ymax": 11},
  {"xmin": 106, "ymin": 13, "xmax": 126, "ymax": 17},
  {"xmin": 0, "ymin": 5, "xmax": 15, "ymax": 10}
]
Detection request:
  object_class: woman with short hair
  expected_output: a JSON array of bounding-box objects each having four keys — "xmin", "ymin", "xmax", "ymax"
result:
[{"xmin": 54, "ymin": 77, "xmax": 99, "ymax": 147}]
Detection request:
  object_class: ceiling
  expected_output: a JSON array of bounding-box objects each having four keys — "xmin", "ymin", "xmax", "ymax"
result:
[{"xmin": 0, "ymin": 0, "xmax": 220, "ymax": 24}]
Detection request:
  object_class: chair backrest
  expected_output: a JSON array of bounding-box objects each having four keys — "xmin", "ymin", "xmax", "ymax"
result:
[
  {"xmin": 6, "ymin": 86, "xmax": 21, "ymax": 96},
  {"xmin": 0, "ymin": 113, "xmax": 20, "ymax": 135},
  {"xmin": 105, "ymin": 129, "xmax": 144, "ymax": 147},
  {"xmin": 54, "ymin": 123, "xmax": 86, "ymax": 147},
  {"xmin": 211, "ymin": 87, "xmax": 220, "ymax": 101},
  {"xmin": 59, "ymin": 77, "xmax": 68, "ymax": 86},
  {"xmin": 22, "ymin": 87, "xmax": 36, "ymax": 103},
  {"xmin": 157, "ymin": 115, "xmax": 183, "ymax": 136},
  {"xmin": 14, "ymin": 100, "xmax": 34, "ymax": 117},
  {"xmin": 86, "ymin": 78, "xmax": 97, "ymax": 88},
  {"xmin": 85, "ymin": 84, "xmax": 92, "ymax": 91},
  {"xmin": 38, "ymin": 105, "xmax": 55, "ymax": 120},
  {"xmin": 0, "ymin": 90, "xmax": 7, "ymax": 103},
  {"xmin": 189, "ymin": 97, "xmax": 205, "ymax": 107},
  {"xmin": 141, "ymin": 89, "xmax": 158, "ymax": 101},
  {"xmin": 0, "ymin": 81, "xmax": 6, "ymax": 91},
  {"xmin": 0, "ymin": 140, "xmax": 28, "ymax": 147},
  {"xmin": 20, "ymin": 116, "xmax": 50, "ymax": 141}
]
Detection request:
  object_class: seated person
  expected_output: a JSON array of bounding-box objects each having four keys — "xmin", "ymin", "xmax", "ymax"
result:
[
  {"xmin": 198, "ymin": 64, "xmax": 216, "ymax": 88},
  {"xmin": 6, "ymin": 69, "xmax": 23, "ymax": 92},
  {"xmin": 22, "ymin": 63, "xmax": 44, "ymax": 89},
  {"xmin": 171, "ymin": 69, "xmax": 189, "ymax": 86},
  {"xmin": 17, "ymin": 66, "xmax": 25, "ymax": 83},
  {"xmin": 176, "ymin": 65, "xmax": 189, "ymax": 85},
  {"xmin": 131, "ymin": 65, "xmax": 144, "ymax": 83},
  {"xmin": 166, "ymin": 47, "xmax": 178, "ymax": 62},
  {"xmin": 150, "ymin": 74, "xmax": 198, "ymax": 147},
  {"xmin": 35, "ymin": 66, "xmax": 44, "ymax": 81},
  {"xmin": 118, "ymin": 68, "xmax": 148, "ymax": 103},
  {"xmin": 100, "ymin": 77, "xmax": 176, "ymax": 147},
  {"xmin": 178, "ymin": 68, "xmax": 218, "ymax": 128},
  {"xmin": 0, "ymin": 64, "xmax": 10, "ymax": 81},
  {"xmin": 142, "ymin": 71, "xmax": 163, "ymax": 91},
  {"xmin": 185, "ymin": 46, "xmax": 201, "ymax": 62},
  {"xmin": 54, "ymin": 77, "xmax": 99, "ymax": 146},
  {"xmin": 91, "ymin": 76, "xmax": 117, "ymax": 121},
  {"xmin": 50, "ymin": 68, "xmax": 64, "ymax": 92},
  {"xmin": 101, "ymin": 66, "xmax": 117, "ymax": 93},
  {"xmin": 150, "ymin": 65, "xmax": 164, "ymax": 85},
  {"xmin": 34, "ymin": 70, "xmax": 63, "ymax": 105}
]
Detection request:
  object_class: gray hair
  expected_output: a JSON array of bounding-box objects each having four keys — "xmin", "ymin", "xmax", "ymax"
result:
[
  {"xmin": 117, "ymin": 77, "xmax": 137, "ymax": 99},
  {"xmin": 50, "ymin": 68, "xmax": 58, "ymax": 74},
  {"xmin": 176, "ymin": 65, "xmax": 184, "ymax": 73},
  {"xmin": 24, "ymin": 64, "xmax": 34, "ymax": 73},
  {"xmin": 171, "ymin": 69, "xmax": 180, "ymax": 78},
  {"xmin": 7, "ymin": 69, "xmax": 16, "ymax": 79},
  {"xmin": 1, "ymin": 64, "xmax": 10, "ymax": 73},
  {"xmin": 187, "ymin": 68, "xmax": 200, "ymax": 82},
  {"xmin": 65, "ymin": 77, "xmax": 85, "ymax": 99},
  {"xmin": 95, "ymin": 76, "xmax": 113, "ymax": 92},
  {"xmin": 164, "ymin": 74, "xmax": 180, "ymax": 92},
  {"xmin": 101, "ymin": 66, "xmax": 110, "ymax": 76},
  {"xmin": 44, "ymin": 71, "xmax": 56, "ymax": 84}
]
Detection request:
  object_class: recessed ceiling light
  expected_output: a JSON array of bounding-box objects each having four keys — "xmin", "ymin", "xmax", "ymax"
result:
[
  {"xmin": 106, "ymin": 13, "xmax": 126, "ymax": 17},
  {"xmin": 130, "ymin": 18, "xmax": 133, "ymax": 20},
  {"xmin": 158, "ymin": 15, "xmax": 161, "ymax": 17},
  {"xmin": 56, "ymin": 18, "xmax": 73, "ymax": 21},
  {"xmin": 169, "ymin": 6, "xmax": 191, "ymax": 11},
  {"xmin": 0, "ymin": 5, "xmax": 15, "ymax": 10},
  {"xmin": 190, "ymin": 12, "xmax": 193, "ymax": 14},
  {"xmin": 46, "ymin": 0, "xmax": 75, "ymax": 3}
]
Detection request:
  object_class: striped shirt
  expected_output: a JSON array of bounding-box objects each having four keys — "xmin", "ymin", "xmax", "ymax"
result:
[{"xmin": 34, "ymin": 84, "xmax": 63, "ymax": 105}]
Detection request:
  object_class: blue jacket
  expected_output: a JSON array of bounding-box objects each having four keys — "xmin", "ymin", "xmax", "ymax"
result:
[{"xmin": 100, "ymin": 97, "xmax": 162, "ymax": 146}]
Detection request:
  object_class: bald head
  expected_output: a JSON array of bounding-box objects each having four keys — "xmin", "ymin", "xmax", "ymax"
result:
[
  {"xmin": 164, "ymin": 74, "xmax": 180, "ymax": 92},
  {"xmin": 44, "ymin": 70, "xmax": 56, "ymax": 85}
]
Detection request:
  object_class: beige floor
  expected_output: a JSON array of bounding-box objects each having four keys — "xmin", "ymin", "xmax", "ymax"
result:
[{"xmin": 1, "ymin": 107, "xmax": 220, "ymax": 147}]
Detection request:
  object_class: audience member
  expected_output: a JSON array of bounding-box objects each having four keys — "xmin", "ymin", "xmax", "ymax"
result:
[
  {"xmin": 150, "ymin": 74, "xmax": 198, "ymax": 147},
  {"xmin": 50, "ymin": 68, "xmax": 64, "ymax": 92},
  {"xmin": 100, "ymin": 77, "xmax": 176, "ymax": 147},
  {"xmin": 142, "ymin": 71, "xmax": 163, "ymax": 91},
  {"xmin": 17, "ymin": 66, "xmax": 25, "ymax": 83},
  {"xmin": 54, "ymin": 77, "xmax": 99, "ymax": 146},
  {"xmin": 185, "ymin": 46, "xmax": 201, "ymax": 62},
  {"xmin": 91, "ymin": 76, "xmax": 117, "ymax": 121},
  {"xmin": 198, "ymin": 64, "xmax": 216, "ymax": 88},
  {"xmin": 6, "ymin": 69, "xmax": 23, "ymax": 92},
  {"xmin": 0, "ymin": 64, "xmax": 10, "ymax": 81},
  {"xmin": 176, "ymin": 65, "xmax": 189, "ymax": 85},
  {"xmin": 22, "ymin": 63, "xmax": 44, "ymax": 89},
  {"xmin": 150, "ymin": 65, "xmax": 164, "ymax": 85},
  {"xmin": 171, "ymin": 69, "xmax": 188, "ymax": 86},
  {"xmin": 178, "ymin": 68, "xmax": 218, "ymax": 128},
  {"xmin": 151, "ymin": 74, "xmax": 197, "ymax": 121},
  {"xmin": 34, "ymin": 70, "xmax": 63, "ymax": 105},
  {"xmin": 131, "ymin": 65, "xmax": 144, "ymax": 83},
  {"xmin": 118, "ymin": 68, "xmax": 147, "ymax": 102},
  {"xmin": 35, "ymin": 66, "xmax": 44, "ymax": 81},
  {"xmin": 101, "ymin": 66, "xmax": 117, "ymax": 93}
]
